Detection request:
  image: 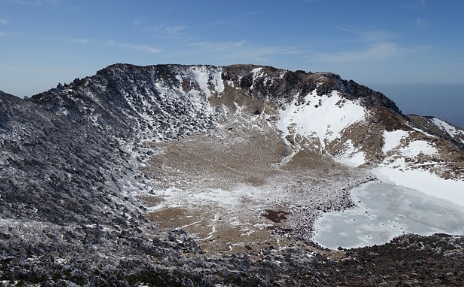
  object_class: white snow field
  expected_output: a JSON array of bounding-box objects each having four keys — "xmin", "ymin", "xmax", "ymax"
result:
[{"xmin": 277, "ymin": 90, "xmax": 367, "ymax": 150}]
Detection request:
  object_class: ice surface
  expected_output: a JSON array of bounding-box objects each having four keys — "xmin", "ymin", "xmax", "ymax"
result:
[{"xmin": 313, "ymin": 182, "xmax": 464, "ymax": 249}]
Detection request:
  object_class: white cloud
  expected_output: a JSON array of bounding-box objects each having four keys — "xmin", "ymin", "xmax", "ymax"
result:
[
  {"xmin": 149, "ymin": 22, "xmax": 188, "ymax": 37},
  {"xmin": 166, "ymin": 25, "xmax": 187, "ymax": 33},
  {"xmin": 132, "ymin": 18, "xmax": 145, "ymax": 27},
  {"xmin": 72, "ymin": 38, "xmax": 91, "ymax": 44},
  {"xmin": 0, "ymin": 19, "xmax": 8, "ymax": 24},
  {"xmin": 8, "ymin": 0, "xmax": 59, "ymax": 6},
  {"xmin": 311, "ymin": 42, "xmax": 412, "ymax": 63},
  {"xmin": 413, "ymin": 0, "xmax": 427, "ymax": 9},
  {"xmin": 402, "ymin": 0, "xmax": 427, "ymax": 10},
  {"xmin": 414, "ymin": 18, "xmax": 430, "ymax": 27},
  {"xmin": 132, "ymin": 17, "xmax": 153, "ymax": 28},
  {"xmin": 190, "ymin": 40, "xmax": 300, "ymax": 63},
  {"xmin": 338, "ymin": 27, "xmax": 399, "ymax": 42},
  {"xmin": 190, "ymin": 40, "xmax": 247, "ymax": 52},
  {"xmin": 106, "ymin": 40, "xmax": 162, "ymax": 54},
  {"xmin": 310, "ymin": 26, "xmax": 418, "ymax": 64},
  {"xmin": 206, "ymin": 11, "xmax": 262, "ymax": 27},
  {"xmin": 128, "ymin": 44, "xmax": 162, "ymax": 54}
]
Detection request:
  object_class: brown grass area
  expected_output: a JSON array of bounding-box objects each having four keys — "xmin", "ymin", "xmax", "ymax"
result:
[
  {"xmin": 144, "ymin": 112, "xmax": 288, "ymax": 191},
  {"xmin": 139, "ymin": 96, "xmax": 368, "ymax": 255},
  {"xmin": 146, "ymin": 204, "xmax": 283, "ymax": 254}
]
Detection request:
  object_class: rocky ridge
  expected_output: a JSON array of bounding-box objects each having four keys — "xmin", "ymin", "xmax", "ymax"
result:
[{"xmin": 1, "ymin": 64, "xmax": 464, "ymax": 286}]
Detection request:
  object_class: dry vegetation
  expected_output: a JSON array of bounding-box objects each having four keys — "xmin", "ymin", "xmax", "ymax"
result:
[{"xmin": 140, "ymin": 102, "xmax": 370, "ymax": 255}]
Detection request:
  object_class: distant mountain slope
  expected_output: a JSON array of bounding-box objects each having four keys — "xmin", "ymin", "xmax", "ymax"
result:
[{"xmin": 29, "ymin": 64, "xmax": 463, "ymax": 178}]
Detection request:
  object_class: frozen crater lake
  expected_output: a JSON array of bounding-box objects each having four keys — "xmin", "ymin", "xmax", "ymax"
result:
[{"xmin": 313, "ymin": 181, "xmax": 464, "ymax": 249}]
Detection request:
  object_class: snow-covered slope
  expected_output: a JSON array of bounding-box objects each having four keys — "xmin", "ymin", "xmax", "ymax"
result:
[
  {"xmin": 430, "ymin": 117, "xmax": 464, "ymax": 144},
  {"xmin": 277, "ymin": 90, "xmax": 367, "ymax": 151}
]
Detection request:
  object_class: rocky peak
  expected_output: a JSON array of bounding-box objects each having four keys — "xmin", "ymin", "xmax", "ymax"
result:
[{"xmin": 219, "ymin": 65, "xmax": 402, "ymax": 114}]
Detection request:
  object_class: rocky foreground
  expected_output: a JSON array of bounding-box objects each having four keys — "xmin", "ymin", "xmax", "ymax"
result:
[
  {"xmin": 1, "ymin": 64, "xmax": 464, "ymax": 286},
  {"xmin": 2, "ymin": 227, "xmax": 464, "ymax": 286}
]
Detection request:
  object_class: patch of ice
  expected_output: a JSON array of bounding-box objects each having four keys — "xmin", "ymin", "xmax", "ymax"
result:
[{"xmin": 313, "ymin": 181, "xmax": 464, "ymax": 249}]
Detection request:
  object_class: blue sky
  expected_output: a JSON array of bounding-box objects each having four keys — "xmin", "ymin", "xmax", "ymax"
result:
[{"xmin": 1, "ymin": 0, "xmax": 463, "ymax": 98}]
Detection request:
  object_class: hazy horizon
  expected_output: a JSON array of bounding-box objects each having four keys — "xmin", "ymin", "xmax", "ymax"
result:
[{"xmin": 370, "ymin": 82, "xmax": 464, "ymax": 128}]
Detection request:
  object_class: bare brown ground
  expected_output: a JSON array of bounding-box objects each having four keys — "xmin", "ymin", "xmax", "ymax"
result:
[{"xmin": 140, "ymin": 108, "xmax": 368, "ymax": 255}]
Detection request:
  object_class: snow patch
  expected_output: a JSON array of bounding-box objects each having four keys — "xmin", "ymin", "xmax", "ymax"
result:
[
  {"xmin": 335, "ymin": 140, "xmax": 366, "ymax": 167},
  {"xmin": 382, "ymin": 130, "xmax": 409, "ymax": 153},
  {"xmin": 190, "ymin": 66, "xmax": 224, "ymax": 97},
  {"xmin": 373, "ymin": 166, "xmax": 464, "ymax": 207},
  {"xmin": 277, "ymin": 90, "xmax": 367, "ymax": 149},
  {"xmin": 251, "ymin": 67, "xmax": 263, "ymax": 79},
  {"xmin": 399, "ymin": 140, "xmax": 438, "ymax": 157}
]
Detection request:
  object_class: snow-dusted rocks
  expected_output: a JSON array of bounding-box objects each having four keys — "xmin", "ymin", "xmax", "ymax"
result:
[{"xmin": 430, "ymin": 116, "xmax": 464, "ymax": 144}]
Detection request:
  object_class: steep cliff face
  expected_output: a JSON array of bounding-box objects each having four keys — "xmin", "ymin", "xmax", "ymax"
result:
[
  {"xmin": 1, "ymin": 64, "xmax": 464, "ymax": 285},
  {"xmin": 30, "ymin": 64, "xmax": 223, "ymax": 142}
]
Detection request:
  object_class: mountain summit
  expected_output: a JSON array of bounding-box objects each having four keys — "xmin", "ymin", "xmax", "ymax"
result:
[
  {"xmin": 1, "ymin": 64, "xmax": 464, "ymax": 285},
  {"xmin": 29, "ymin": 64, "xmax": 464, "ymax": 178}
]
